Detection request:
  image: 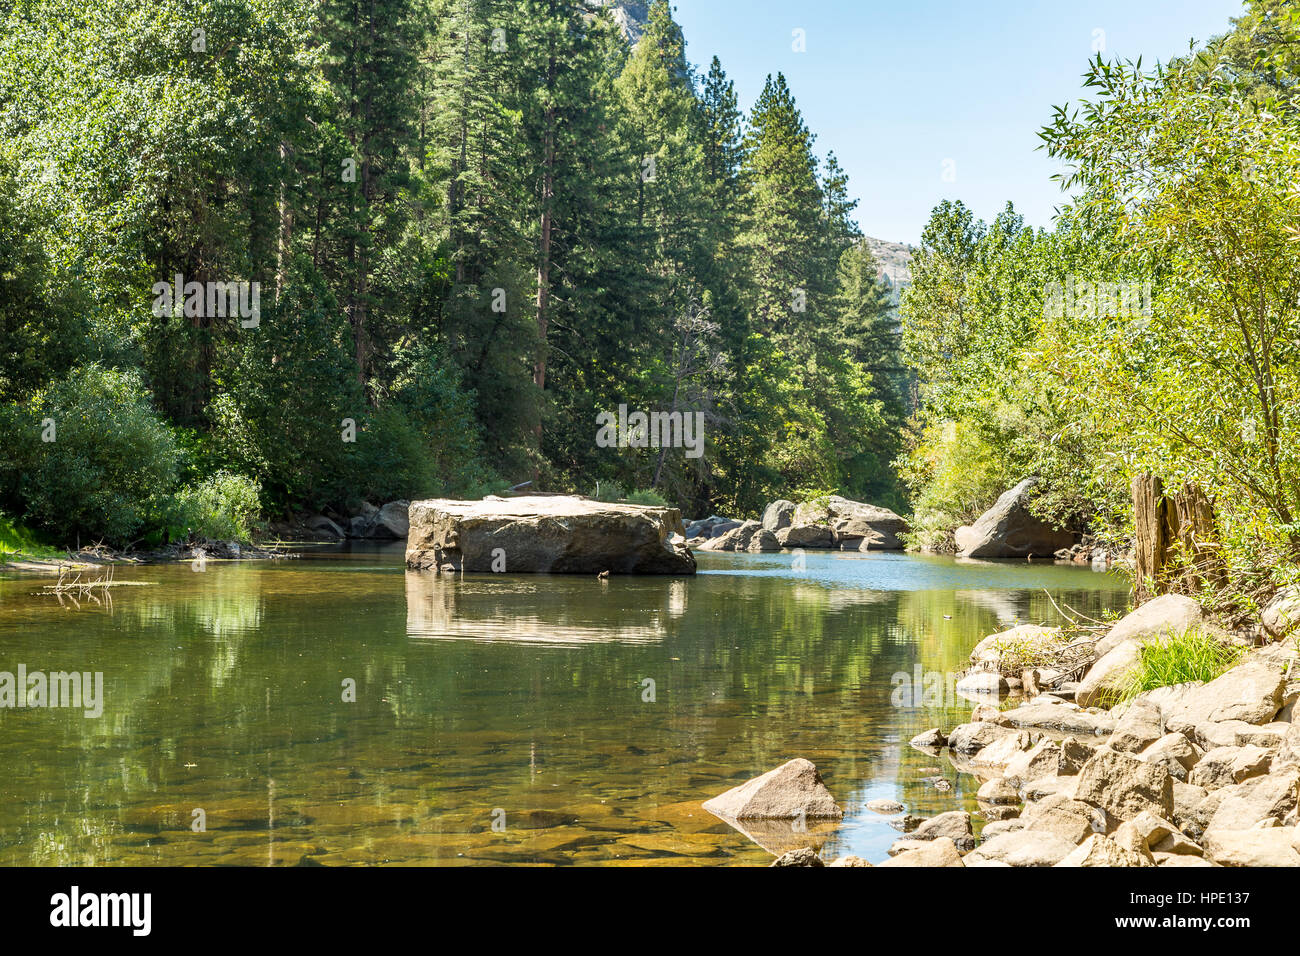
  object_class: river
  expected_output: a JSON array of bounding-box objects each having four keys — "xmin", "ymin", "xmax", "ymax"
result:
[{"xmin": 0, "ymin": 544, "xmax": 1128, "ymax": 865}]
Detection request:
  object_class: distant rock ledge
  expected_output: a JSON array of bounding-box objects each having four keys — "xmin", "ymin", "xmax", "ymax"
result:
[{"xmin": 405, "ymin": 495, "xmax": 695, "ymax": 575}]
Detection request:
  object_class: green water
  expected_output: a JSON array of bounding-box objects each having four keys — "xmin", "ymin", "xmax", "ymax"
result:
[{"xmin": 0, "ymin": 544, "xmax": 1128, "ymax": 866}]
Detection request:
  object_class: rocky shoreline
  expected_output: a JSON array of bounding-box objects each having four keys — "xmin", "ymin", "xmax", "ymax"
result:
[{"xmin": 707, "ymin": 589, "xmax": 1300, "ymax": 866}]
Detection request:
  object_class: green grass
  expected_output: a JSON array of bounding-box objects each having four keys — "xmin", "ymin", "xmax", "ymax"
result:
[
  {"xmin": 1113, "ymin": 628, "xmax": 1245, "ymax": 705},
  {"xmin": 0, "ymin": 513, "xmax": 61, "ymax": 562}
]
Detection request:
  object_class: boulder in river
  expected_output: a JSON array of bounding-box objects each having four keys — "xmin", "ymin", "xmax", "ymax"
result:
[
  {"xmin": 702, "ymin": 757, "xmax": 843, "ymax": 820},
  {"xmin": 405, "ymin": 495, "xmax": 695, "ymax": 574},
  {"xmin": 762, "ymin": 499, "xmax": 796, "ymax": 532},
  {"xmin": 791, "ymin": 495, "xmax": 908, "ymax": 550},
  {"xmin": 954, "ymin": 479, "xmax": 1074, "ymax": 558}
]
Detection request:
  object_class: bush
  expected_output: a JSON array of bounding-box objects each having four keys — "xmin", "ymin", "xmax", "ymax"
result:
[
  {"xmin": 169, "ymin": 471, "xmax": 262, "ymax": 542},
  {"xmin": 4, "ymin": 365, "xmax": 180, "ymax": 546},
  {"xmin": 897, "ymin": 418, "xmax": 1011, "ymax": 551},
  {"xmin": 625, "ymin": 489, "xmax": 668, "ymax": 507}
]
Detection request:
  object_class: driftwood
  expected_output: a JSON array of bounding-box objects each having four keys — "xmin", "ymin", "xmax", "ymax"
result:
[{"xmin": 1132, "ymin": 474, "xmax": 1225, "ymax": 601}]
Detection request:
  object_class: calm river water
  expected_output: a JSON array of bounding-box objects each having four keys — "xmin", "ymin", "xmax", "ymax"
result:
[{"xmin": 0, "ymin": 544, "xmax": 1127, "ymax": 865}]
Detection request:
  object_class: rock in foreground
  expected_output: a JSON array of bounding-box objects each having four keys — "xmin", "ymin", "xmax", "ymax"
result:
[
  {"xmin": 405, "ymin": 496, "xmax": 695, "ymax": 574},
  {"xmin": 703, "ymin": 758, "xmax": 843, "ymax": 820}
]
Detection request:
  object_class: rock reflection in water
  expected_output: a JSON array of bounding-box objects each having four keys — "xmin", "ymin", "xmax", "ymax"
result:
[{"xmin": 404, "ymin": 570, "xmax": 680, "ymax": 646}]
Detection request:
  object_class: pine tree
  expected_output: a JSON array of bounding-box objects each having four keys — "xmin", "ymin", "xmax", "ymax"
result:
[{"xmin": 737, "ymin": 73, "xmax": 830, "ymax": 353}]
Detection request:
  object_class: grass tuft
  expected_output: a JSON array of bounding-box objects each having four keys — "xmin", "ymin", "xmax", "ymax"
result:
[{"xmin": 1112, "ymin": 627, "xmax": 1244, "ymax": 705}]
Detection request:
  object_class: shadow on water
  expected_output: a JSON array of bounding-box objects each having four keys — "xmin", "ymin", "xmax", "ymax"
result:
[{"xmin": 0, "ymin": 545, "xmax": 1128, "ymax": 865}]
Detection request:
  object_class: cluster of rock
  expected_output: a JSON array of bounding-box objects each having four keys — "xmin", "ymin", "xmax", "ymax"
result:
[
  {"xmin": 887, "ymin": 598, "xmax": 1299, "ymax": 868},
  {"xmin": 405, "ymin": 495, "xmax": 695, "ymax": 574},
  {"xmin": 689, "ymin": 496, "xmax": 909, "ymax": 553},
  {"xmin": 299, "ymin": 501, "xmax": 411, "ymax": 541},
  {"xmin": 734, "ymin": 594, "xmax": 1300, "ymax": 867}
]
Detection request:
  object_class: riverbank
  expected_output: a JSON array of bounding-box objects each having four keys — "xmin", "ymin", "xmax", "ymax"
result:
[{"xmin": 759, "ymin": 588, "xmax": 1300, "ymax": 866}]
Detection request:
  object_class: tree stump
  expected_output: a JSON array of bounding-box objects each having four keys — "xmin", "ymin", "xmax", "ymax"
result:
[{"xmin": 1132, "ymin": 474, "xmax": 1224, "ymax": 601}]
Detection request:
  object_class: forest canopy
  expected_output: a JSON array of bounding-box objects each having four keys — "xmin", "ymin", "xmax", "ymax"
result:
[{"xmin": 0, "ymin": 0, "xmax": 905, "ymax": 546}]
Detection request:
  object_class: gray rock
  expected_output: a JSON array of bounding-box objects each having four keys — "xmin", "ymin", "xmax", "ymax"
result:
[
  {"xmin": 970, "ymin": 730, "xmax": 1041, "ymax": 771},
  {"xmin": 956, "ymin": 671, "xmax": 1010, "ymax": 696},
  {"xmin": 910, "ymin": 810, "xmax": 975, "ymax": 853},
  {"xmin": 769, "ymin": 847, "xmax": 825, "ymax": 867},
  {"xmin": 997, "ymin": 702, "xmax": 1116, "ymax": 736},
  {"xmin": 954, "ymin": 479, "xmax": 1074, "ymax": 558},
  {"xmin": 791, "ymin": 495, "xmax": 908, "ymax": 550},
  {"xmin": 306, "ymin": 514, "xmax": 346, "ymax": 539},
  {"xmin": 1002, "ymin": 739, "xmax": 1064, "ymax": 786},
  {"xmin": 1172, "ymin": 782, "xmax": 1209, "ymax": 833},
  {"xmin": 1075, "ymin": 640, "xmax": 1142, "ymax": 709},
  {"xmin": 699, "ymin": 519, "xmax": 762, "ymax": 552},
  {"xmin": 1094, "ymin": 594, "xmax": 1205, "ymax": 659},
  {"xmin": 1197, "ymin": 767, "xmax": 1299, "ymax": 835},
  {"xmin": 1165, "ymin": 647, "xmax": 1291, "ymax": 748},
  {"xmin": 371, "ymin": 500, "xmax": 410, "ymax": 538},
  {"xmin": 1138, "ymin": 732, "xmax": 1202, "ymax": 782},
  {"xmin": 1055, "ymin": 834, "xmax": 1154, "ymax": 867},
  {"xmin": 1202, "ymin": 827, "xmax": 1300, "ymax": 866},
  {"xmin": 978, "ymin": 778, "xmax": 1022, "ymax": 805},
  {"xmin": 1261, "ymin": 587, "xmax": 1300, "ymax": 639},
  {"xmin": 946, "ymin": 721, "xmax": 1017, "ymax": 754},
  {"xmin": 982, "ymin": 819, "xmax": 1025, "ymax": 839},
  {"xmin": 761, "ymin": 500, "xmax": 796, "ymax": 532},
  {"xmin": 865, "ymin": 799, "xmax": 905, "ymax": 815},
  {"xmin": 909, "ymin": 728, "xmax": 947, "ymax": 749},
  {"xmin": 877, "ymin": 837, "xmax": 964, "ymax": 867},
  {"xmin": 776, "ymin": 524, "xmax": 833, "ymax": 549},
  {"xmin": 1022, "ymin": 793, "xmax": 1105, "ymax": 844}
]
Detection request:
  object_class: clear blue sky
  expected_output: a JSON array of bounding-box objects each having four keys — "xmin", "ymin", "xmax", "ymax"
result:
[{"xmin": 673, "ymin": 0, "xmax": 1248, "ymax": 244}]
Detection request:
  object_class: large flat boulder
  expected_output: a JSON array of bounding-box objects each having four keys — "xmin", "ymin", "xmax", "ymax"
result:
[
  {"xmin": 405, "ymin": 495, "xmax": 695, "ymax": 574},
  {"xmin": 878, "ymin": 837, "xmax": 964, "ymax": 867},
  {"xmin": 955, "ymin": 479, "xmax": 1073, "ymax": 558},
  {"xmin": 702, "ymin": 758, "xmax": 843, "ymax": 820},
  {"xmin": 1202, "ymin": 827, "xmax": 1300, "ymax": 866}
]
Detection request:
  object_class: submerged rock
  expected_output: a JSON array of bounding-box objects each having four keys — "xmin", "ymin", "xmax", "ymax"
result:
[
  {"xmin": 769, "ymin": 847, "xmax": 824, "ymax": 867},
  {"xmin": 405, "ymin": 495, "xmax": 694, "ymax": 575}
]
